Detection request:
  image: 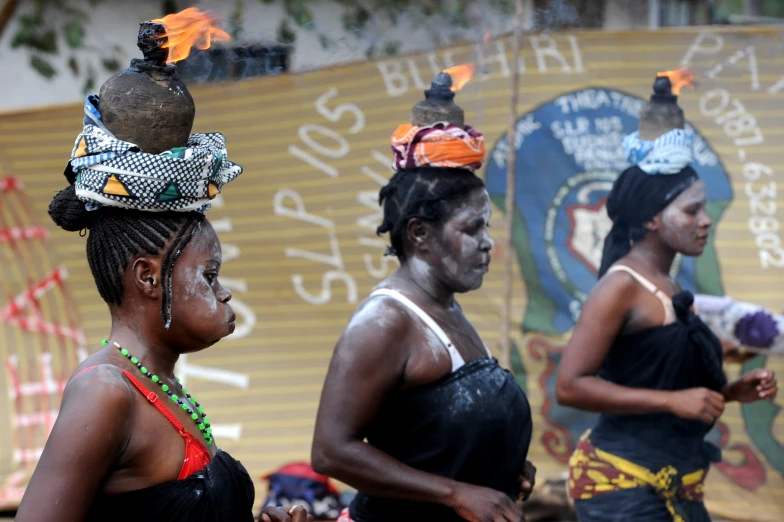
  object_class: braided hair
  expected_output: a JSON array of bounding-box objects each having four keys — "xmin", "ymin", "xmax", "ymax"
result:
[
  {"xmin": 48, "ymin": 185, "xmax": 204, "ymax": 328},
  {"xmin": 377, "ymin": 166, "xmax": 485, "ymax": 261}
]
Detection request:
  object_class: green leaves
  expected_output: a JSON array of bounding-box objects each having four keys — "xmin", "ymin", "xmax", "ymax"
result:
[
  {"xmin": 30, "ymin": 55, "xmax": 57, "ymax": 79},
  {"xmin": 83, "ymin": 66, "xmax": 97, "ymax": 94},
  {"xmin": 63, "ymin": 20, "xmax": 84, "ymax": 49},
  {"xmin": 382, "ymin": 41, "xmax": 400, "ymax": 57},
  {"xmin": 13, "ymin": 0, "xmax": 125, "ymax": 91},
  {"xmin": 277, "ymin": 19, "xmax": 296, "ymax": 44},
  {"xmin": 229, "ymin": 0, "xmax": 246, "ymax": 40},
  {"xmin": 318, "ymin": 33, "xmax": 333, "ymax": 49},
  {"xmin": 11, "ymin": 14, "xmax": 57, "ymax": 53},
  {"xmin": 17, "ymin": 0, "xmax": 506, "ymax": 86},
  {"xmin": 284, "ymin": 0, "xmax": 314, "ymax": 27},
  {"xmin": 68, "ymin": 56, "xmax": 80, "ymax": 76},
  {"xmin": 341, "ymin": 5, "xmax": 370, "ymax": 33},
  {"xmin": 101, "ymin": 57, "xmax": 122, "ymax": 73},
  {"xmin": 10, "ymin": 16, "xmax": 36, "ymax": 49},
  {"xmin": 488, "ymin": 0, "xmax": 515, "ymax": 15}
]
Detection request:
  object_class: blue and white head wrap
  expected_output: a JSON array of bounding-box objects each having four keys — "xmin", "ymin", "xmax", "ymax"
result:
[{"xmin": 621, "ymin": 128, "xmax": 694, "ymax": 175}]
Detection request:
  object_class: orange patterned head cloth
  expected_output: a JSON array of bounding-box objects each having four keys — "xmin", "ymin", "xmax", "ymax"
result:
[{"xmin": 390, "ymin": 122, "xmax": 486, "ymax": 172}]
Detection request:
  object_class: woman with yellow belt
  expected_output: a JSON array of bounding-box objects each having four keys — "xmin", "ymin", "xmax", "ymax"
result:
[{"xmin": 555, "ymin": 114, "xmax": 777, "ymax": 520}]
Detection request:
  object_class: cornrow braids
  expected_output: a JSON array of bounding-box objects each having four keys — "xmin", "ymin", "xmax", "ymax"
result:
[
  {"xmin": 49, "ymin": 185, "xmax": 205, "ymax": 327},
  {"xmin": 160, "ymin": 219, "xmax": 201, "ymax": 328},
  {"xmin": 377, "ymin": 166, "xmax": 485, "ymax": 261}
]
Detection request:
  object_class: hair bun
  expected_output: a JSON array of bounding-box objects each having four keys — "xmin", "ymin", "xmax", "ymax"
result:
[{"xmin": 48, "ymin": 185, "xmax": 95, "ymax": 232}]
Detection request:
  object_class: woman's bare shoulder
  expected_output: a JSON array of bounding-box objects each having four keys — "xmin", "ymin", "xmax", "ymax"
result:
[
  {"xmin": 343, "ymin": 290, "xmax": 413, "ymax": 339},
  {"xmin": 65, "ymin": 360, "xmax": 134, "ymax": 413}
]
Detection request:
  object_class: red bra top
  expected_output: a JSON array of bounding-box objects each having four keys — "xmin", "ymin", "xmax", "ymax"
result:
[{"xmin": 76, "ymin": 365, "xmax": 211, "ymax": 480}]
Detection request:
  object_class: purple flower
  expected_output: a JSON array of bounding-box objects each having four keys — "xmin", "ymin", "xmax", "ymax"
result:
[{"xmin": 734, "ymin": 311, "xmax": 779, "ymax": 348}]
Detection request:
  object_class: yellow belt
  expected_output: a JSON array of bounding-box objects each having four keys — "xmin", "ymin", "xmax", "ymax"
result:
[{"xmin": 568, "ymin": 431, "xmax": 706, "ymax": 522}]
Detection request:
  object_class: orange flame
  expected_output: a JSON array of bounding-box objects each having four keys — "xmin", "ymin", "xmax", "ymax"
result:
[
  {"xmin": 151, "ymin": 7, "xmax": 231, "ymax": 64},
  {"xmin": 656, "ymin": 68, "xmax": 695, "ymax": 95},
  {"xmin": 444, "ymin": 64, "xmax": 476, "ymax": 92}
]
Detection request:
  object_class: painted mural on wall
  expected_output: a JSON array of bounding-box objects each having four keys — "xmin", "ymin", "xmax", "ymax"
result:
[
  {"xmin": 485, "ymin": 87, "xmax": 732, "ymax": 334},
  {"xmin": 0, "ymin": 27, "xmax": 782, "ymax": 520},
  {"xmin": 484, "ymin": 88, "xmax": 781, "ymax": 491}
]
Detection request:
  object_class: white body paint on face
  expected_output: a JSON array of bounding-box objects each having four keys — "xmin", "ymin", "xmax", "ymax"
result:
[
  {"xmin": 659, "ymin": 181, "xmax": 709, "ymax": 256},
  {"xmin": 181, "ymin": 264, "xmax": 217, "ymax": 313},
  {"xmin": 408, "ymin": 256, "xmax": 436, "ymax": 284},
  {"xmin": 173, "ymin": 229, "xmax": 224, "ymax": 329},
  {"xmin": 432, "ymin": 189, "xmax": 494, "ymax": 292},
  {"xmin": 458, "ymin": 197, "xmax": 493, "ymax": 264},
  {"xmin": 180, "ymin": 265, "xmax": 199, "ymax": 303},
  {"xmin": 441, "ymin": 255, "xmax": 459, "ymax": 277}
]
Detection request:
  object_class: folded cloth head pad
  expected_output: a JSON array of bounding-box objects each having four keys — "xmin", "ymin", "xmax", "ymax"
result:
[
  {"xmin": 390, "ymin": 122, "xmax": 485, "ymax": 172},
  {"xmin": 65, "ymin": 95, "xmax": 242, "ymax": 213}
]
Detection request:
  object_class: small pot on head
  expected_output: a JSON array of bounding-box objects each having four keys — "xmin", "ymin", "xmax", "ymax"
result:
[
  {"xmin": 638, "ymin": 75, "xmax": 685, "ymax": 141},
  {"xmin": 98, "ymin": 21, "xmax": 195, "ymax": 154}
]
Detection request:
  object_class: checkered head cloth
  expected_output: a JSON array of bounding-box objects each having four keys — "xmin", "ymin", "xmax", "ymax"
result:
[{"xmin": 64, "ymin": 95, "xmax": 243, "ymax": 213}]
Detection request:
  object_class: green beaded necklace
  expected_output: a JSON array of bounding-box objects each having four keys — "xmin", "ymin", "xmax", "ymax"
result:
[{"xmin": 103, "ymin": 339, "xmax": 213, "ymax": 445}]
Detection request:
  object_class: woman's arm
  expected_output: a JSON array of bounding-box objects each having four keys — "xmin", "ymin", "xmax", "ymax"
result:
[
  {"xmin": 311, "ymin": 298, "xmax": 521, "ymax": 522},
  {"xmin": 312, "ymin": 298, "xmax": 458, "ymax": 502},
  {"xmin": 15, "ymin": 365, "xmax": 133, "ymax": 522},
  {"xmin": 556, "ymin": 274, "xmax": 724, "ymax": 424}
]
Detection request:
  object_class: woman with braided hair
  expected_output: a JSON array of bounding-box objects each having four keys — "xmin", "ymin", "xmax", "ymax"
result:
[
  {"xmin": 311, "ymin": 116, "xmax": 535, "ymax": 521},
  {"xmin": 16, "ymin": 97, "xmax": 311, "ymax": 522}
]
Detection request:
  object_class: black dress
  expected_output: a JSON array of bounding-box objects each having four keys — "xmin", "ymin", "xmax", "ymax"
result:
[
  {"xmin": 350, "ymin": 357, "xmax": 533, "ymax": 522},
  {"xmin": 86, "ymin": 450, "xmax": 255, "ymax": 522},
  {"xmin": 574, "ymin": 290, "xmax": 727, "ymax": 522}
]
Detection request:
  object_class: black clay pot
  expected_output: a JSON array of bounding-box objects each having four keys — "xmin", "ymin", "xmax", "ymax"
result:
[
  {"xmin": 410, "ymin": 71, "xmax": 465, "ymax": 128},
  {"xmin": 98, "ymin": 21, "xmax": 195, "ymax": 154},
  {"xmin": 638, "ymin": 75, "xmax": 685, "ymax": 141}
]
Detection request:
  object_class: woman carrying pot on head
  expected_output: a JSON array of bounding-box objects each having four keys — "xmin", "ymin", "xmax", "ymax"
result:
[
  {"xmin": 555, "ymin": 79, "xmax": 777, "ymax": 522},
  {"xmin": 311, "ymin": 74, "xmax": 535, "ymax": 522},
  {"xmin": 16, "ymin": 96, "xmax": 311, "ymax": 522}
]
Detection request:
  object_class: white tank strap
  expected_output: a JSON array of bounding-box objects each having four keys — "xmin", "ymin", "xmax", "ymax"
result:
[
  {"xmin": 607, "ymin": 265, "xmax": 658, "ymax": 293},
  {"xmin": 606, "ymin": 265, "xmax": 676, "ymax": 325},
  {"xmin": 369, "ymin": 288, "xmax": 465, "ymax": 372}
]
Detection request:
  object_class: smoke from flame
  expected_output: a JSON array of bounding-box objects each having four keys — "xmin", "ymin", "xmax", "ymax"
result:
[
  {"xmin": 151, "ymin": 7, "xmax": 231, "ymax": 64},
  {"xmin": 444, "ymin": 64, "xmax": 476, "ymax": 92},
  {"xmin": 657, "ymin": 68, "xmax": 695, "ymax": 95}
]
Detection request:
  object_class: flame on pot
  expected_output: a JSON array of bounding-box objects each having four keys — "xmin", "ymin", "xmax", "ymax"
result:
[
  {"xmin": 151, "ymin": 7, "xmax": 231, "ymax": 64},
  {"xmin": 444, "ymin": 64, "xmax": 476, "ymax": 92},
  {"xmin": 656, "ymin": 68, "xmax": 695, "ymax": 95}
]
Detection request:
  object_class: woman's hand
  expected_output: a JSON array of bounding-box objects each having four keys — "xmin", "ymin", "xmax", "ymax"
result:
[
  {"xmin": 724, "ymin": 369, "xmax": 777, "ymax": 403},
  {"xmin": 448, "ymin": 482, "xmax": 524, "ymax": 522},
  {"xmin": 666, "ymin": 387, "xmax": 725, "ymax": 424},
  {"xmin": 517, "ymin": 461, "xmax": 536, "ymax": 502},
  {"xmin": 260, "ymin": 505, "xmax": 314, "ymax": 522}
]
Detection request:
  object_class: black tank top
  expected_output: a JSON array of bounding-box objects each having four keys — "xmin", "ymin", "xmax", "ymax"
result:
[
  {"xmin": 590, "ymin": 285, "xmax": 727, "ymax": 471},
  {"xmin": 349, "ymin": 291, "xmax": 533, "ymax": 521}
]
